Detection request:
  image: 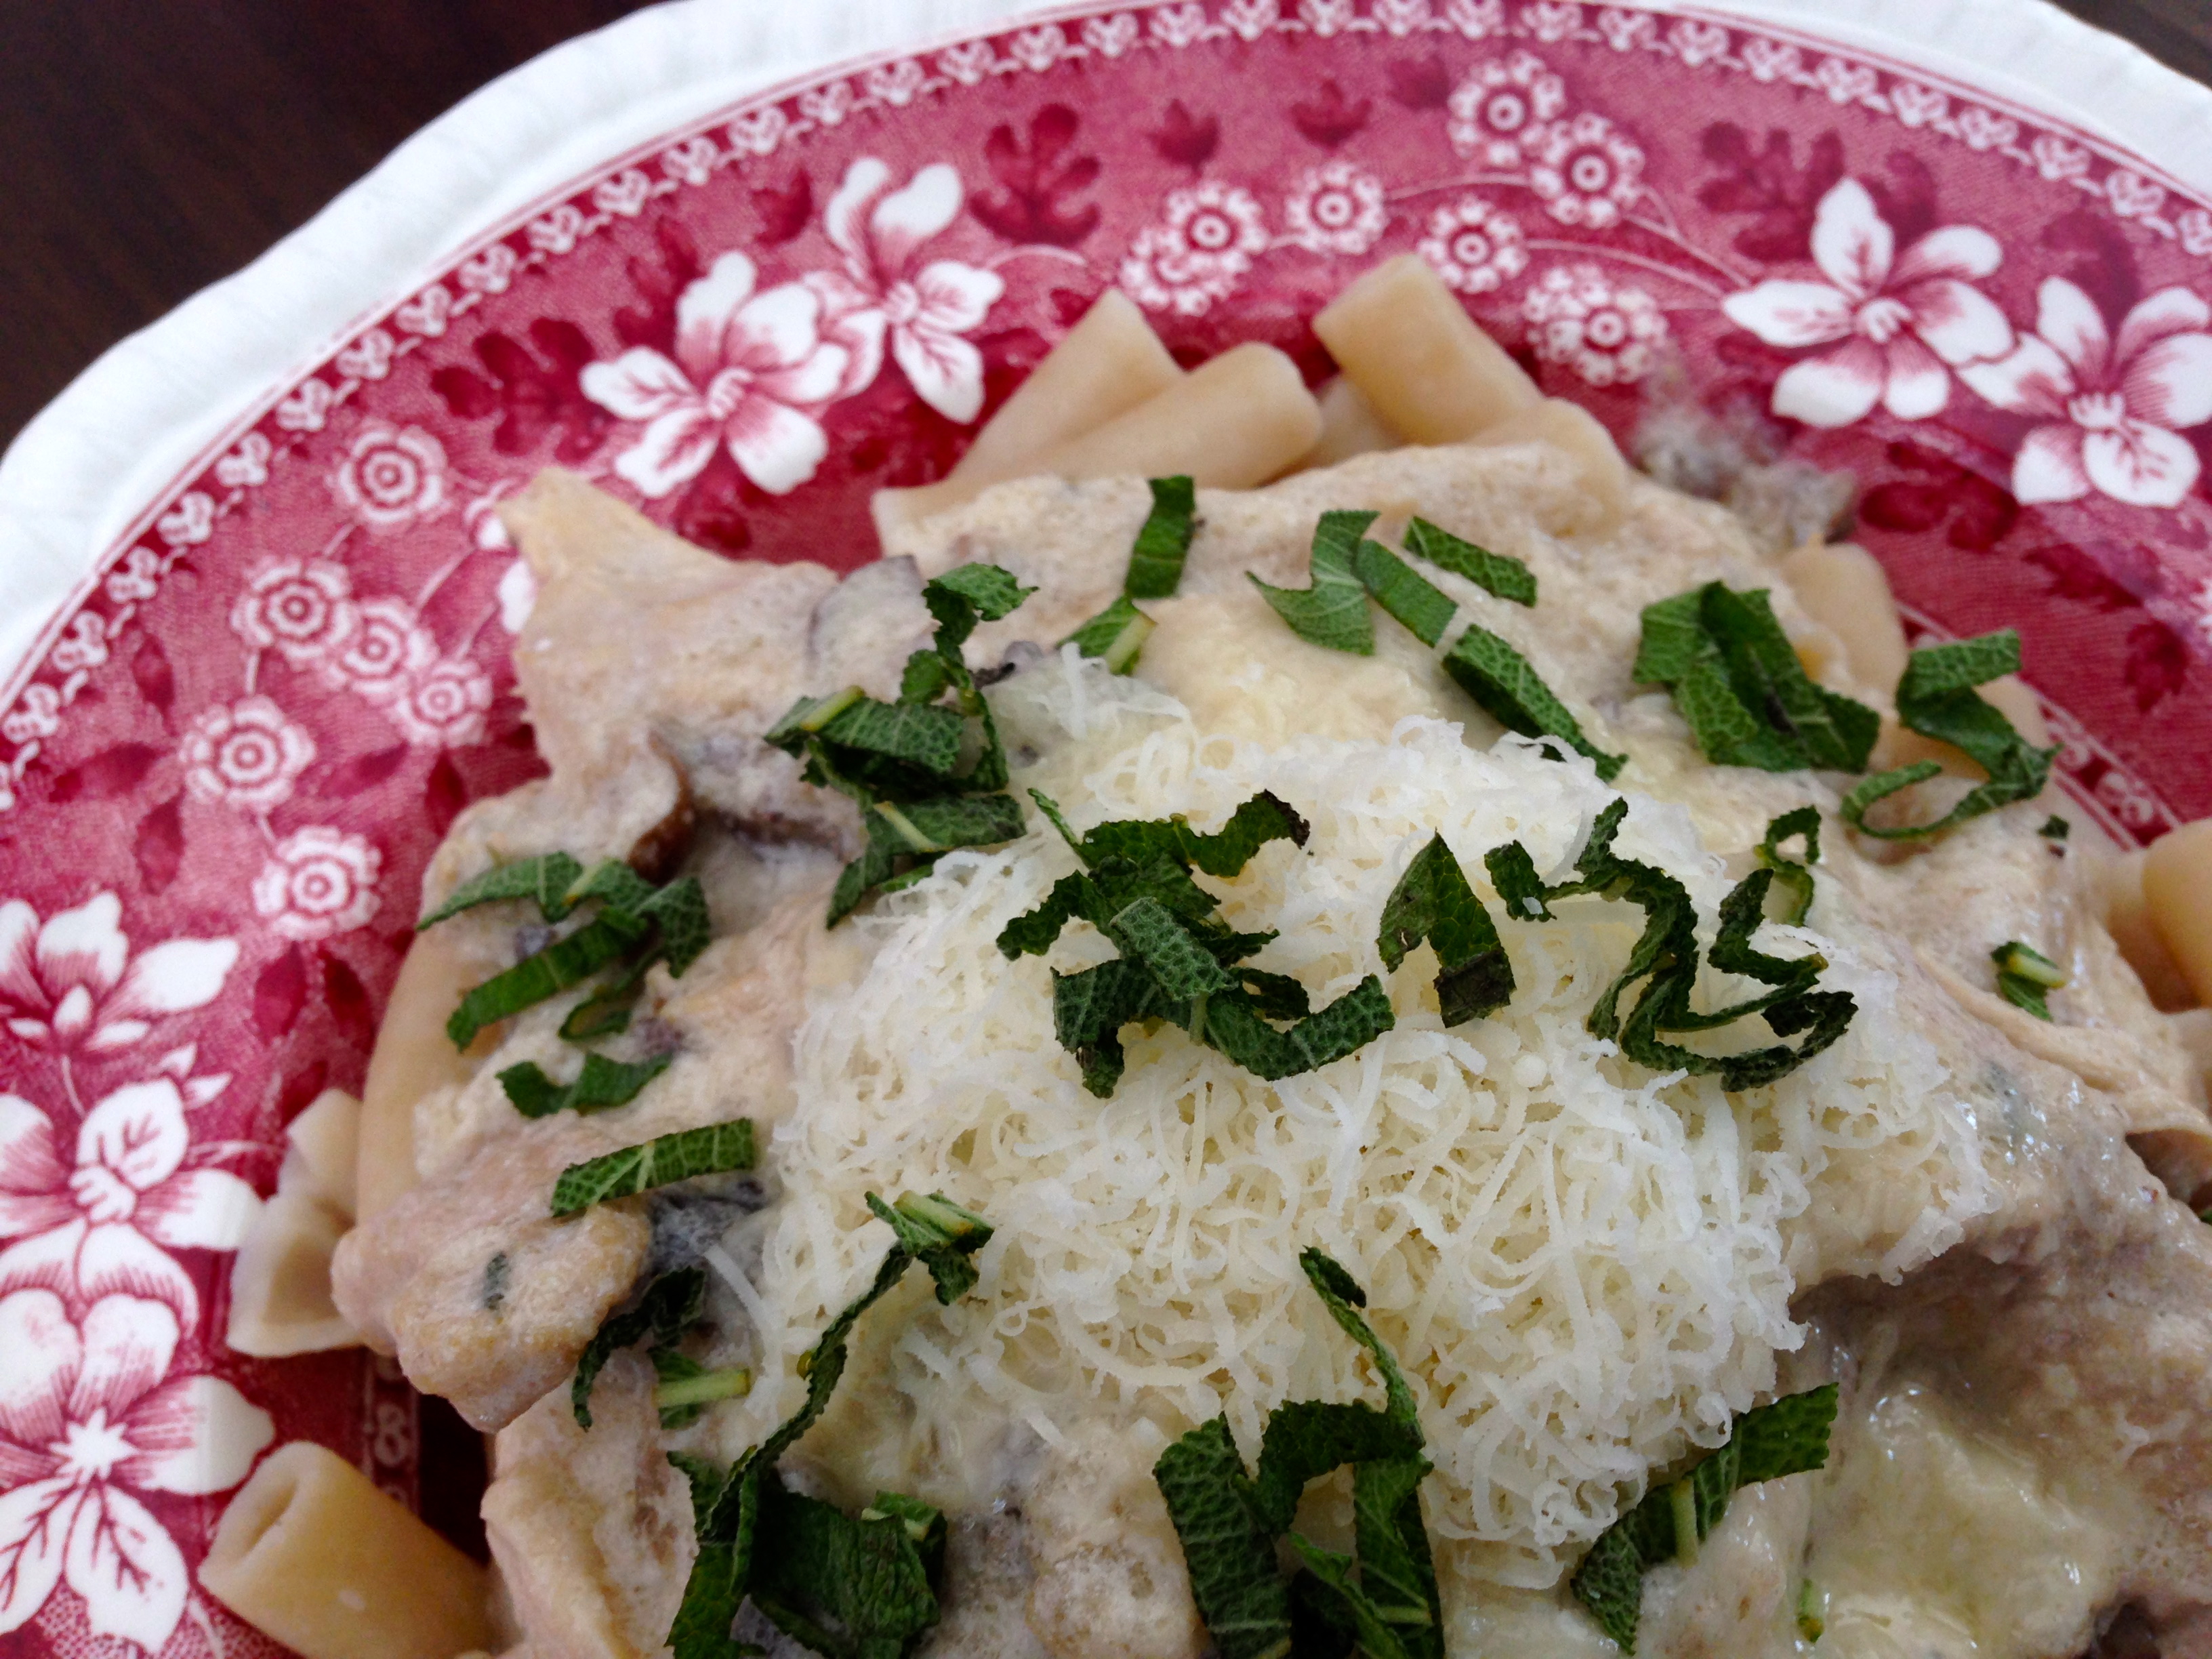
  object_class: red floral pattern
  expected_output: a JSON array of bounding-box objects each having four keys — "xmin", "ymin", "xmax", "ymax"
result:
[{"xmin": 5, "ymin": 5, "xmax": 2212, "ymax": 1653}]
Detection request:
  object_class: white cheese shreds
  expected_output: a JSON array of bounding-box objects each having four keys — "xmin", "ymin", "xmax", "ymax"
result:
[{"xmin": 719, "ymin": 652, "xmax": 1989, "ymax": 1584}]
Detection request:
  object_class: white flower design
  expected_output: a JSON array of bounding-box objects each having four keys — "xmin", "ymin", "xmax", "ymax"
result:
[
  {"xmin": 1283, "ymin": 162, "xmax": 1388, "ymax": 257},
  {"xmin": 1445, "ymin": 52, "xmax": 1566, "ymax": 167},
  {"xmin": 0, "ymin": 896, "xmax": 236, "ymax": 1054},
  {"xmin": 496, "ymin": 560, "xmax": 538, "ymax": 635},
  {"xmin": 579, "ymin": 252, "xmax": 852, "ymax": 497},
  {"xmin": 331, "ymin": 424, "xmax": 449, "ymax": 529},
  {"xmin": 1721, "ymin": 178, "xmax": 2014, "ymax": 428},
  {"xmin": 319, "ymin": 597, "xmax": 436, "ymax": 706},
  {"xmin": 0, "ymin": 1290, "xmax": 272, "ymax": 1650},
  {"xmin": 804, "ymin": 158, "xmax": 1006, "ymax": 424},
  {"xmin": 1525, "ymin": 112, "xmax": 1647, "ymax": 229},
  {"xmin": 0, "ymin": 1083, "xmax": 259, "ymax": 1324},
  {"xmin": 180, "ymin": 697, "xmax": 316, "ymax": 812},
  {"xmin": 1957, "ymin": 279, "xmax": 2212, "ymax": 508},
  {"xmin": 1120, "ymin": 183, "xmax": 1271, "ymax": 316},
  {"xmin": 386, "ymin": 659, "xmax": 493, "ymax": 750},
  {"xmin": 251, "ymin": 828, "xmax": 381, "ymax": 942},
  {"xmin": 1523, "ymin": 264, "xmax": 1668, "ymax": 385},
  {"xmin": 229, "ymin": 556, "xmax": 359, "ymax": 666},
  {"xmin": 1418, "ymin": 197, "xmax": 1530, "ymax": 294}
]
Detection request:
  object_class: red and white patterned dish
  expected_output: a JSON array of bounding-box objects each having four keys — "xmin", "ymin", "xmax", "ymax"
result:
[{"xmin": 7, "ymin": 3, "xmax": 2212, "ymax": 1654}]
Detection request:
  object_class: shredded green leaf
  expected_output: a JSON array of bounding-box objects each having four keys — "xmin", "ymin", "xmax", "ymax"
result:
[
  {"xmin": 1250, "ymin": 510, "xmax": 1380, "ymax": 656},
  {"xmin": 1635, "ymin": 583, "xmax": 1880, "ymax": 774},
  {"xmin": 447, "ymin": 910, "xmax": 652, "ymax": 1049},
  {"xmin": 1155, "ymin": 1250, "xmax": 1443, "ymax": 1659},
  {"xmin": 1841, "ymin": 632, "xmax": 2058, "ymax": 840},
  {"xmin": 1992, "ymin": 939, "xmax": 2067, "ymax": 1021},
  {"xmin": 770, "ymin": 566, "xmax": 1036, "ymax": 924},
  {"xmin": 665, "ymin": 1193, "xmax": 991, "ymax": 1659},
  {"xmin": 1001, "ymin": 791, "xmax": 1390, "ymax": 1095},
  {"xmin": 1376, "ymin": 835, "xmax": 1514, "ymax": 1026},
  {"xmin": 652, "ymin": 1351, "xmax": 752, "ymax": 1429},
  {"xmin": 501, "ymin": 1052, "xmax": 673, "ymax": 1119},
  {"xmin": 1486, "ymin": 800, "xmax": 1856, "ymax": 1090},
  {"xmin": 550, "ymin": 1120, "xmax": 757, "ymax": 1217},
  {"xmin": 1443, "ymin": 624, "xmax": 1626, "ymax": 782},
  {"xmin": 1353, "ymin": 540, "xmax": 1457, "ymax": 649},
  {"xmin": 1127, "ymin": 474, "xmax": 1199, "ymax": 600},
  {"xmin": 2039, "ymin": 815, "xmax": 2071, "ymax": 842},
  {"xmin": 1063, "ymin": 594, "xmax": 1156, "ymax": 674},
  {"xmin": 572, "ymin": 1267, "xmax": 705, "ymax": 1429},
  {"xmin": 1401, "ymin": 518, "xmax": 1536, "ymax": 606},
  {"xmin": 419, "ymin": 852, "xmax": 587, "ymax": 928},
  {"xmin": 1755, "ymin": 806, "xmax": 1822, "ymax": 927},
  {"xmin": 1570, "ymin": 1385, "xmax": 1839, "ymax": 1652}
]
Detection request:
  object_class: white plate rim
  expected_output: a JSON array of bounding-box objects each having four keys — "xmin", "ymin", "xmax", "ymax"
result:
[{"xmin": 3, "ymin": 0, "xmax": 2208, "ymax": 685}]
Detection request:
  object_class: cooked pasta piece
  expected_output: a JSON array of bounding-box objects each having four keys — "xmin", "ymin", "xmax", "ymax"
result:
[
  {"xmin": 1780, "ymin": 541, "xmax": 1910, "ymax": 696},
  {"xmin": 874, "ymin": 290, "xmax": 1183, "ymax": 535},
  {"xmin": 1313, "ymin": 252, "xmax": 1540, "ymax": 443},
  {"xmin": 2101, "ymin": 846, "xmax": 2198, "ymax": 1010},
  {"xmin": 1287, "ymin": 375, "xmax": 1404, "ymax": 474},
  {"xmin": 226, "ymin": 1188, "xmax": 358, "ymax": 1357},
  {"xmin": 357, "ymin": 931, "xmax": 498, "ymax": 1221},
  {"xmin": 1465, "ymin": 396, "xmax": 1631, "ymax": 534},
  {"xmin": 2146, "ymin": 819, "xmax": 2212, "ymax": 1008},
  {"xmin": 1024, "ymin": 341, "xmax": 1320, "ymax": 487},
  {"xmin": 200, "ymin": 1441, "xmax": 494, "ymax": 1659},
  {"xmin": 283, "ymin": 1087, "xmax": 362, "ymax": 1219}
]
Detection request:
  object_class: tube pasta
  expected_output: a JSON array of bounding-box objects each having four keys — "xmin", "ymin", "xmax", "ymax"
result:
[
  {"xmin": 1465, "ymin": 397, "xmax": 1630, "ymax": 535},
  {"xmin": 1288, "ymin": 376, "xmax": 1405, "ymax": 474},
  {"xmin": 874, "ymin": 289, "xmax": 1183, "ymax": 536},
  {"xmin": 358, "ymin": 931, "xmax": 494, "ymax": 1221},
  {"xmin": 1780, "ymin": 541, "xmax": 1909, "ymax": 696},
  {"xmin": 284, "ymin": 1087, "xmax": 362, "ymax": 1220},
  {"xmin": 2146, "ymin": 821, "xmax": 2212, "ymax": 1009},
  {"xmin": 1313, "ymin": 253, "xmax": 1541, "ymax": 443},
  {"xmin": 1023, "ymin": 342, "xmax": 1320, "ymax": 487},
  {"xmin": 2101, "ymin": 847, "xmax": 2198, "ymax": 1010},
  {"xmin": 226, "ymin": 1188, "xmax": 359, "ymax": 1357},
  {"xmin": 199, "ymin": 1441, "xmax": 494, "ymax": 1659}
]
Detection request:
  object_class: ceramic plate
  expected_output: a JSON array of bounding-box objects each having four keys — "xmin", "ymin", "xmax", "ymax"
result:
[{"xmin": 6, "ymin": 3, "xmax": 2212, "ymax": 1654}]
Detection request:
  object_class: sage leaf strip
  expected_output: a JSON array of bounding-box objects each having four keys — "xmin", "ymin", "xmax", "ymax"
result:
[
  {"xmin": 1250, "ymin": 510, "xmax": 1379, "ymax": 655},
  {"xmin": 501, "ymin": 1052, "xmax": 673, "ymax": 1120},
  {"xmin": 571, "ymin": 1267, "xmax": 705, "ymax": 1429},
  {"xmin": 1376, "ymin": 834, "xmax": 1515, "ymax": 1026},
  {"xmin": 550, "ymin": 1120, "xmax": 757, "ymax": 1217},
  {"xmin": 1402, "ymin": 517, "xmax": 1536, "ymax": 605},
  {"xmin": 419, "ymin": 852, "xmax": 586, "ymax": 928},
  {"xmin": 1443, "ymin": 624, "xmax": 1626, "ymax": 781},
  {"xmin": 1127, "ymin": 474, "xmax": 1199, "ymax": 599}
]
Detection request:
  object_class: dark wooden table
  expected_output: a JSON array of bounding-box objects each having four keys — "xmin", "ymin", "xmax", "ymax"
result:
[{"xmin": 0, "ymin": 0, "xmax": 2205, "ymax": 453}]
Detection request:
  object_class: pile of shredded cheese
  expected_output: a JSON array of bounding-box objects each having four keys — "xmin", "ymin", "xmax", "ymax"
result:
[{"xmin": 723, "ymin": 650, "xmax": 1989, "ymax": 1583}]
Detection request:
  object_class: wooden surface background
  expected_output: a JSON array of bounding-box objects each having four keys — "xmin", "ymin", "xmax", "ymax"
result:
[{"xmin": 0, "ymin": 0, "xmax": 2205, "ymax": 453}]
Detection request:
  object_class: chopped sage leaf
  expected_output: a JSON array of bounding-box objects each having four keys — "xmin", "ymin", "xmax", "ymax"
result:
[
  {"xmin": 1841, "ymin": 632, "xmax": 2057, "ymax": 840},
  {"xmin": 1126, "ymin": 474, "xmax": 1199, "ymax": 599},
  {"xmin": 1755, "ymin": 806, "xmax": 1822, "ymax": 926},
  {"xmin": 1064, "ymin": 594, "xmax": 1157, "ymax": 674},
  {"xmin": 665, "ymin": 1193, "xmax": 991, "ymax": 1659},
  {"xmin": 652, "ymin": 1351, "xmax": 752, "ymax": 1430},
  {"xmin": 501, "ymin": 1052, "xmax": 673, "ymax": 1120},
  {"xmin": 811, "ymin": 695, "xmax": 967, "ymax": 777},
  {"xmin": 1402, "ymin": 517, "xmax": 1536, "ymax": 606},
  {"xmin": 419, "ymin": 852, "xmax": 586, "ymax": 928},
  {"xmin": 1353, "ymin": 539, "xmax": 1458, "ymax": 648},
  {"xmin": 2039, "ymin": 815, "xmax": 2070, "ymax": 841},
  {"xmin": 1797, "ymin": 1579, "xmax": 1827, "ymax": 1643},
  {"xmin": 447, "ymin": 911, "xmax": 651, "ymax": 1048},
  {"xmin": 1992, "ymin": 940, "xmax": 2067, "ymax": 1021},
  {"xmin": 864, "ymin": 1191, "xmax": 996, "ymax": 1305},
  {"xmin": 1635, "ymin": 583, "xmax": 1879, "ymax": 774},
  {"xmin": 1250, "ymin": 510, "xmax": 1379, "ymax": 655},
  {"xmin": 559, "ymin": 954, "xmax": 655, "ymax": 1041},
  {"xmin": 1156, "ymin": 1250, "xmax": 1441, "ymax": 1659},
  {"xmin": 1376, "ymin": 835, "xmax": 1513, "ymax": 1026},
  {"xmin": 1443, "ymin": 624, "xmax": 1626, "ymax": 781},
  {"xmin": 551, "ymin": 1120, "xmax": 756, "ymax": 1217},
  {"xmin": 1487, "ymin": 800, "xmax": 1855, "ymax": 1090},
  {"xmin": 573, "ymin": 1267, "xmax": 705, "ymax": 1429},
  {"xmin": 1570, "ymin": 1385, "xmax": 1839, "ymax": 1652},
  {"xmin": 928, "ymin": 561, "xmax": 1035, "ymax": 623}
]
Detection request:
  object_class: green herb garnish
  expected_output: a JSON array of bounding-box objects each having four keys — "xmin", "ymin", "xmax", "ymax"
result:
[
  {"xmin": 1840, "ymin": 632, "xmax": 2057, "ymax": 840},
  {"xmin": 770, "ymin": 565, "xmax": 1036, "ymax": 924},
  {"xmin": 1443, "ymin": 625, "xmax": 1626, "ymax": 781},
  {"xmin": 499, "ymin": 1052, "xmax": 673, "ymax": 1119},
  {"xmin": 1570, "ymin": 1385, "xmax": 1839, "ymax": 1652},
  {"xmin": 1154, "ymin": 1249, "xmax": 1442, "ymax": 1659},
  {"xmin": 1376, "ymin": 834, "xmax": 1514, "ymax": 1025},
  {"xmin": 1402, "ymin": 517, "xmax": 1536, "ymax": 606},
  {"xmin": 1486, "ymin": 800, "xmax": 1856, "ymax": 1090},
  {"xmin": 1635, "ymin": 583, "xmax": 1879, "ymax": 773},
  {"xmin": 1063, "ymin": 594, "xmax": 1155, "ymax": 673},
  {"xmin": 1127, "ymin": 474, "xmax": 1198, "ymax": 599},
  {"xmin": 573, "ymin": 1267, "xmax": 705, "ymax": 1429},
  {"xmin": 1755, "ymin": 806, "xmax": 1822, "ymax": 927},
  {"xmin": 999, "ymin": 790, "xmax": 1394, "ymax": 1094},
  {"xmin": 1992, "ymin": 940, "xmax": 2067, "ymax": 1021},
  {"xmin": 1250, "ymin": 510, "xmax": 1380, "ymax": 655},
  {"xmin": 1353, "ymin": 540, "xmax": 1457, "ymax": 648},
  {"xmin": 665, "ymin": 1193, "xmax": 991, "ymax": 1659},
  {"xmin": 419, "ymin": 851, "xmax": 588, "ymax": 928},
  {"xmin": 652, "ymin": 1351, "xmax": 752, "ymax": 1430},
  {"xmin": 550, "ymin": 1120, "xmax": 756, "ymax": 1217},
  {"xmin": 2039, "ymin": 815, "xmax": 2070, "ymax": 842}
]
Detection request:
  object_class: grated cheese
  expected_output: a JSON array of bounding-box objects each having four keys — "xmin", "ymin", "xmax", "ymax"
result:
[{"xmin": 718, "ymin": 649, "xmax": 1988, "ymax": 1584}]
